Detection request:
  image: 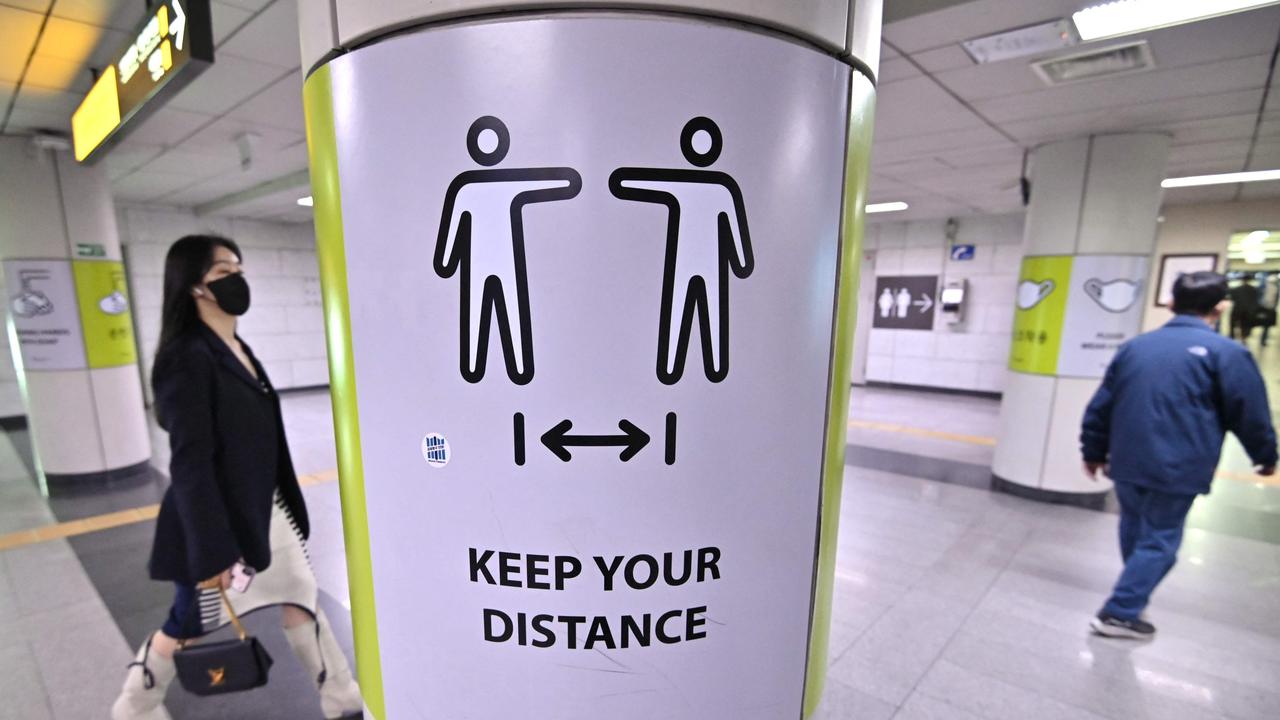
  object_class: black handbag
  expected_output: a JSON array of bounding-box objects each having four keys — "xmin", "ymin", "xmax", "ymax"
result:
[{"xmin": 173, "ymin": 585, "xmax": 274, "ymax": 696}]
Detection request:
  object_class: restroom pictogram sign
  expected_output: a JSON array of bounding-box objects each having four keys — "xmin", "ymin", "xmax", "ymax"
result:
[{"xmin": 871, "ymin": 275, "xmax": 938, "ymax": 330}]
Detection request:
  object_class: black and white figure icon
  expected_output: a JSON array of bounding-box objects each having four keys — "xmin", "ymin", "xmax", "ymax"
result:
[
  {"xmin": 10, "ymin": 269, "xmax": 55, "ymax": 318},
  {"xmin": 435, "ymin": 116, "xmax": 583, "ymax": 385},
  {"xmin": 609, "ymin": 117, "xmax": 754, "ymax": 385},
  {"xmin": 871, "ymin": 276, "xmax": 937, "ymax": 330},
  {"xmin": 1083, "ymin": 278, "xmax": 1141, "ymax": 313}
]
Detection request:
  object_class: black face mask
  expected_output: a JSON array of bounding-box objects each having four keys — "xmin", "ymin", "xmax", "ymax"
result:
[{"xmin": 205, "ymin": 273, "xmax": 251, "ymax": 316}]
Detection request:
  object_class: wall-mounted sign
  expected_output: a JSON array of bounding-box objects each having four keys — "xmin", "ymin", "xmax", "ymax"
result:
[
  {"xmin": 3, "ymin": 260, "xmax": 88, "ymax": 370},
  {"xmin": 1008, "ymin": 254, "xmax": 1148, "ymax": 378},
  {"xmin": 950, "ymin": 244, "xmax": 975, "ymax": 261},
  {"xmin": 1155, "ymin": 253, "xmax": 1218, "ymax": 307},
  {"xmin": 872, "ymin": 275, "xmax": 937, "ymax": 330},
  {"xmin": 73, "ymin": 260, "xmax": 138, "ymax": 368},
  {"xmin": 71, "ymin": 0, "xmax": 214, "ymax": 163}
]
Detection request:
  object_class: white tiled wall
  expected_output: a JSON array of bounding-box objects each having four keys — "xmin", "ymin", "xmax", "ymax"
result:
[
  {"xmin": 861, "ymin": 213, "xmax": 1024, "ymax": 394},
  {"xmin": 117, "ymin": 206, "xmax": 327, "ymax": 401}
]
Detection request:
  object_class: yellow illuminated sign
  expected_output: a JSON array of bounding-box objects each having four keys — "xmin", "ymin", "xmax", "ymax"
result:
[
  {"xmin": 71, "ymin": 66, "xmax": 121, "ymax": 162},
  {"xmin": 70, "ymin": 0, "xmax": 211, "ymax": 164}
]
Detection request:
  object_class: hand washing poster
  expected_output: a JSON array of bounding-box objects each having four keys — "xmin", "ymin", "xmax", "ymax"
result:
[{"xmin": 1010, "ymin": 254, "xmax": 1148, "ymax": 377}]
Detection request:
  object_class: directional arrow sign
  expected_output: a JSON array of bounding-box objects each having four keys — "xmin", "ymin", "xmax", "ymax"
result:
[
  {"xmin": 913, "ymin": 292, "xmax": 933, "ymax": 314},
  {"xmin": 170, "ymin": 0, "xmax": 187, "ymax": 50},
  {"xmin": 541, "ymin": 419, "xmax": 650, "ymax": 462}
]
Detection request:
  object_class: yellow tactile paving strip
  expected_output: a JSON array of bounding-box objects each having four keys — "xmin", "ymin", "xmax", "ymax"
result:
[{"xmin": 0, "ymin": 469, "xmax": 340, "ymax": 553}]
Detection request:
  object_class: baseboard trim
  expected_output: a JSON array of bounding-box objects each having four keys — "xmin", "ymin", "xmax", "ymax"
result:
[
  {"xmin": 862, "ymin": 380, "xmax": 1001, "ymax": 401},
  {"xmin": 45, "ymin": 460, "xmax": 156, "ymax": 496},
  {"xmin": 991, "ymin": 474, "xmax": 1110, "ymax": 511}
]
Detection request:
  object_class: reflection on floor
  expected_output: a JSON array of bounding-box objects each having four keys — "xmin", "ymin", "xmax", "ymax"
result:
[{"xmin": 1, "ymin": 376, "xmax": 1279, "ymax": 719}]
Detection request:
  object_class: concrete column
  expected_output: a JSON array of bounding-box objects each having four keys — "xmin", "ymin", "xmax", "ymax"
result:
[
  {"xmin": 993, "ymin": 133, "xmax": 1171, "ymax": 506},
  {"xmin": 0, "ymin": 137, "xmax": 151, "ymax": 492},
  {"xmin": 298, "ymin": 1, "xmax": 880, "ymax": 718}
]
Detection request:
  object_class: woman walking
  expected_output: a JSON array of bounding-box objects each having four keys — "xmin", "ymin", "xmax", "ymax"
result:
[{"xmin": 111, "ymin": 235, "xmax": 362, "ymax": 719}]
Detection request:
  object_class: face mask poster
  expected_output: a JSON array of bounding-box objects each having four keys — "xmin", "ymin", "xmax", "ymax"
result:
[
  {"xmin": 1009, "ymin": 254, "xmax": 1148, "ymax": 377},
  {"xmin": 3, "ymin": 259, "xmax": 136, "ymax": 371},
  {"xmin": 317, "ymin": 15, "xmax": 863, "ymax": 720}
]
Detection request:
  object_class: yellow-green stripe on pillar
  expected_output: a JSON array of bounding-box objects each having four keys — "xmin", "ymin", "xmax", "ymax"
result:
[
  {"xmin": 803, "ymin": 71, "xmax": 876, "ymax": 719},
  {"xmin": 303, "ymin": 63, "xmax": 387, "ymax": 720}
]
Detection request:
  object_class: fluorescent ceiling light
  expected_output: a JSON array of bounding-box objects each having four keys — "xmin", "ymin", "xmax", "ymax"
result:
[
  {"xmin": 866, "ymin": 201, "xmax": 908, "ymax": 214},
  {"xmin": 1161, "ymin": 169, "xmax": 1280, "ymax": 188},
  {"xmin": 1242, "ymin": 230, "xmax": 1270, "ymax": 247},
  {"xmin": 1244, "ymin": 249, "xmax": 1267, "ymax": 264},
  {"xmin": 297, "ymin": 196, "xmax": 314, "ymax": 207},
  {"xmin": 1072, "ymin": 0, "xmax": 1280, "ymax": 42}
]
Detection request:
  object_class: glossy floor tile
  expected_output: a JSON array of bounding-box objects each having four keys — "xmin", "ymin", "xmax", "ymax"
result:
[{"xmin": 2, "ymin": 379, "xmax": 1278, "ymax": 719}]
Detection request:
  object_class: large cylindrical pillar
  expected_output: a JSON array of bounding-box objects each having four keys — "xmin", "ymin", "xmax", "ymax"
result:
[
  {"xmin": 299, "ymin": 2, "xmax": 880, "ymax": 718},
  {"xmin": 993, "ymin": 133, "xmax": 1171, "ymax": 506},
  {"xmin": 0, "ymin": 138, "xmax": 151, "ymax": 492}
]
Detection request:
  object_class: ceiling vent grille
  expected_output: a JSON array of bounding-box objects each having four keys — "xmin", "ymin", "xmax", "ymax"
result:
[{"xmin": 1031, "ymin": 41, "xmax": 1155, "ymax": 85}]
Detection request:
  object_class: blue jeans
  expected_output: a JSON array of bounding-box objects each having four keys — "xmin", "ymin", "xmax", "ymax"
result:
[{"xmin": 1102, "ymin": 481, "xmax": 1197, "ymax": 620}]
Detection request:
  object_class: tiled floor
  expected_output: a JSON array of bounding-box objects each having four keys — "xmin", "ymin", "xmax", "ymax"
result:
[{"xmin": 2, "ymin": 351, "xmax": 1280, "ymax": 718}]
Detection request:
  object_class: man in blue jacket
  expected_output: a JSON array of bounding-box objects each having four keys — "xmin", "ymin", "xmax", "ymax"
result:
[{"xmin": 1081, "ymin": 271, "xmax": 1277, "ymax": 639}]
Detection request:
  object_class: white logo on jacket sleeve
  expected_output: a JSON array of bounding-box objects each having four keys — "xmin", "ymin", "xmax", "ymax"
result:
[{"xmin": 1188, "ymin": 346, "xmax": 1209, "ymax": 357}]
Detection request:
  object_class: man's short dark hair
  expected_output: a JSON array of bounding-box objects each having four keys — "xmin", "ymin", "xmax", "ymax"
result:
[{"xmin": 1171, "ymin": 271, "xmax": 1228, "ymax": 315}]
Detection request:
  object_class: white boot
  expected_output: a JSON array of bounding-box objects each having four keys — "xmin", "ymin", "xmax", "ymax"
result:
[
  {"xmin": 110, "ymin": 636, "xmax": 175, "ymax": 720},
  {"xmin": 285, "ymin": 610, "xmax": 364, "ymax": 719}
]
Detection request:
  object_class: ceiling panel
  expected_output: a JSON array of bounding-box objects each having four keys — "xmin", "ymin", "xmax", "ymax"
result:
[
  {"xmin": 872, "ymin": 126, "xmax": 1014, "ymax": 164},
  {"xmin": 4, "ymin": 107, "xmax": 70, "ymax": 132},
  {"xmin": 167, "ymin": 55, "xmax": 292, "ymax": 116},
  {"xmin": 1238, "ymin": 180, "xmax": 1280, "ymax": 200},
  {"xmin": 212, "ymin": 1, "xmax": 255, "ymax": 44},
  {"xmin": 1161, "ymin": 185, "xmax": 1250, "ymax": 206},
  {"xmin": 1000, "ymin": 89, "xmax": 1267, "ymax": 145},
  {"xmin": 0, "ymin": 5, "xmax": 44, "ymax": 85},
  {"xmin": 224, "ymin": 70, "xmax": 304, "ymax": 131},
  {"xmin": 882, "ymin": 0, "xmax": 1080, "ymax": 54},
  {"xmin": 218, "ymin": 0, "xmax": 300, "ymax": 69},
  {"xmin": 877, "ymin": 56, "xmax": 923, "ymax": 85},
  {"xmin": 112, "ymin": 169, "xmax": 202, "ymax": 202},
  {"xmin": 142, "ymin": 148, "xmax": 247, "ymax": 180},
  {"xmin": 874, "ymin": 75, "xmax": 990, "ymax": 140},
  {"xmin": 115, "ymin": 106, "xmax": 219, "ymax": 148},
  {"xmin": 217, "ymin": 0, "xmax": 275, "ymax": 11},
  {"xmin": 102, "ymin": 145, "xmax": 165, "ymax": 180},
  {"xmin": 933, "ymin": 8, "xmax": 1280, "ymax": 104},
  {"xmin": 975, "ymin": 54, "xmax": 1273, "ymax": 124},
  {"xmin": 179, "ymin": 115, "xmax": 304, "ymax": 154},
  {"xmin": 52, "ymin": 0, "xmax": 141, "ymax": 32}
]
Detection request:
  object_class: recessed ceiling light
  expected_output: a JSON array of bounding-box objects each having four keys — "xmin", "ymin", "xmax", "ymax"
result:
[
  {"xmin": 1161, "ymin": 169, "xmax": 1280, "ymax": 188},
  {"xmin": 866, "ymin": 201, "xmax": 908, "ymax": 214},
  {"xmin": 297, "ymin": 196, "xmax": 314, "ymax": 207},
  {"xmin": 1072, "ymin": 0, "xmax": 1280, "ymax": 42}
]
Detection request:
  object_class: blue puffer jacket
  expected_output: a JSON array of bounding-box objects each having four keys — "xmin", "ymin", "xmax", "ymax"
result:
[{"xmin": 1081, "ymin": 314, "xmax": 1278, "ymax": 495}]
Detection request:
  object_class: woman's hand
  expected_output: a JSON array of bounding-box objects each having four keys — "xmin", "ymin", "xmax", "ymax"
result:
[{"xmin": 198, "ymin": 567, "xmax": 233, "ymax": 590}]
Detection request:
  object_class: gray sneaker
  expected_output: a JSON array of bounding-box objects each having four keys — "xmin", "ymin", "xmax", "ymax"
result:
[{"xmin": 1090, "ymin": 612, "xmax": 1156, "ymax": 639}]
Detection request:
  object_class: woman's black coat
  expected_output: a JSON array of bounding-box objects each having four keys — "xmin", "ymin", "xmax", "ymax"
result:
[{"xmin": 148, "ymin": 325, "xmax": 310, "ymax": 585}]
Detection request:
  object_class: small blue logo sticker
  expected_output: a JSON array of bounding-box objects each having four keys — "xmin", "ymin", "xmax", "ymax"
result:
[
  {"xmin": 422, "ymin": 433, "xmax": 451, "ymax": 468},
  {"xmin": 951, "ymin": 244, "xmax": 975, "ymax": 261}
]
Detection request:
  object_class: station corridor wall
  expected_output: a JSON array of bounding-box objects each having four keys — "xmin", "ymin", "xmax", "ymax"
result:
[{"xmin": 861, "ymin": 212, "xmax": 1024, "ymax": 394}]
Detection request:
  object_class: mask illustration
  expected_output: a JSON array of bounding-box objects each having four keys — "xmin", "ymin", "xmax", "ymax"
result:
[
  {"xmin": 98, "ymin": 290, "xmax": 129, "ymax": 315},
  {"xmin": 1016, "ymin": 279, "xmax": 1054, "ymax": 310},
  {"xmin": 1083, "ymin": 278, "xmax": 1141, "ymax": 313}
]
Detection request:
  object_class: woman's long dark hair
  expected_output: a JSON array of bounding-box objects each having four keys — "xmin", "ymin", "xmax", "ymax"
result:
[{"xmin": 155, "ymin": 234, "xmax": 242, "ymax": 373}]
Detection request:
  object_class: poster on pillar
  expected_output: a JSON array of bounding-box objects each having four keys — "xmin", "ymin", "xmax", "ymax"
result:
[
  {"xmin": 1057, "ymin": 254, "xmax": 1148, "ymax": 378},
  {"xmin": 72, "ymin": 260, "xmax": 137, "ymax": 369},
  {"xmin": 3, "ymin": 259, "xmax": 88, "ymax": 370},
  {"xmin": 1009, "ymin": 255, "xmax": 1072, "ymax": 375},
  {"xmin": 1008, "ymin": 255, "xmax": 1148, "ymax": 377},
  {"xmin": 319, "ymin": 15, "xmax": 856, "ymax": 720}
]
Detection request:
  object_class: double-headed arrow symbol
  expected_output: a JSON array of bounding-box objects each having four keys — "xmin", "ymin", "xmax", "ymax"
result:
[{"xmin": 541, "ymin": 419, "xmax": 650, "ymax": 462}]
